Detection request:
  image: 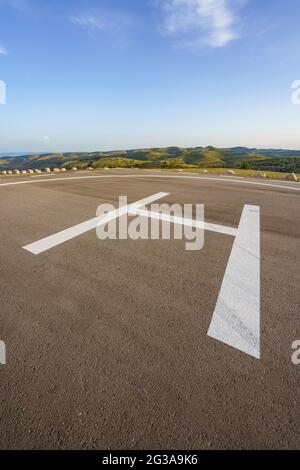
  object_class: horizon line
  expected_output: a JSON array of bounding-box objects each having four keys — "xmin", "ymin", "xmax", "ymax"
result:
[{"xmin": 1, "ymin": 144, "xmax": 300, "ymax": 157}]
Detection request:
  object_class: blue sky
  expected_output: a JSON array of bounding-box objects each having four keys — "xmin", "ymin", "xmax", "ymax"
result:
[{"xmin": 0, "ymin": 0, "xmax": 299, "ymax": 152}]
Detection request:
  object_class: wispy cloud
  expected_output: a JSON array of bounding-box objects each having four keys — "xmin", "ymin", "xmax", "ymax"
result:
[
  {"xmin": 71, "ymin": 15, "xmax": 115, "ymax": 32},
  {"xmin": 255, "ymin": 20, "xmax": 283, "ymax": 38},
  {"xmin": 0, "ymin": 45, "xmax": 8, "ymax": 55},
  {"xmin": 70, "ymin": 10, "xmax": 135, "ymax": 46},
  {"xmin": 156, "ymin": 0, "xmax": 246, "ymax": 48}
]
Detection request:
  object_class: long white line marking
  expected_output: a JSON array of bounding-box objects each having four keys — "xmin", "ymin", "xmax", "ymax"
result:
[
  {"xmin": 130, "ymin": 208, "xmax": 238, "ymax": 237},
  {"xmin": 23, "ymin": 192, "xmax": 169, "ymax": 255},
  {"xmin": 208, "ymin": 205, "xmax": 260, "ymax": 359},
  {"xmin": 30, "ymin": 174, "xmax": 56, "ymax": 178},
  {"xmin": 0, "ymin": 174, "xmax": 299, "ymax": 191}
]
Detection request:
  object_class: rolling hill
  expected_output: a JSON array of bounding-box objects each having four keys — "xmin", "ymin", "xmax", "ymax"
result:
[{"xmin": 0, "ymin": 147, "xmax": 300, "ymax": 173}]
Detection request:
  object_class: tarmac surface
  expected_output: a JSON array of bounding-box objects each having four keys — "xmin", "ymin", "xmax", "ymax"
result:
[{"xmin": 0, "ymin": 169, "xmax": 299, "ymax": 449}]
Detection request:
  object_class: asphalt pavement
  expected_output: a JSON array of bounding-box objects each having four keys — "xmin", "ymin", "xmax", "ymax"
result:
[{"xmin": 0, "ymin": 169, "xmax": 299, "ymax": 449}]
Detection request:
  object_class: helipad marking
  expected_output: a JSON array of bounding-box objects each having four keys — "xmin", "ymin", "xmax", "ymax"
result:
[
  {"xmin": 208, "ymin": 205, "xmax": 260, "ymax": 359},
  {"xmin": 23, "ymin": 191, "xmax": 261, "ymax": 358},
  {"xmin": 23, "ymin": 192, "xmax": 168, "ymax": 255}
]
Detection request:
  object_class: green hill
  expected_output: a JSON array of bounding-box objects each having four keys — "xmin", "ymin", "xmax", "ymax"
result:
[{"xmin": 1, "ymin": 146, "xmax": 300, "ymax": 173}]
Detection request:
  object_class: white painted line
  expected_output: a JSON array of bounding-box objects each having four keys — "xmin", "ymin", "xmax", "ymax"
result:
[
  {"xmin": 23, "ymin": 192, "xmax": 169, "ymax": 255},
  {"xmin": 0, "ymin": 174, "xmax": 299, "ymax": 191},
  {"xmin": 218, "ymin": 176, "xmax": 245, "ymax": 180},
  {"xmin": 208, "ymin": 205, "xmax": 260, "ymax": 359},
  {"xmin": 30, "ymin": 174, "xmax": 56, "ymax": 178},
  {"xmin": 130, "ymin": 209, "xmax": 238, "ymax": 237}
]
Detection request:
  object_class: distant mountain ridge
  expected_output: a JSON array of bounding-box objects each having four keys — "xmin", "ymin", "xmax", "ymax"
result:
[
  {"xmin": 0, "ymin": 152, "xmax": 33, "ymax": 158},
  {"xmin": 0, "ymin": 146, "xmax": 300, "ymax": 173}
]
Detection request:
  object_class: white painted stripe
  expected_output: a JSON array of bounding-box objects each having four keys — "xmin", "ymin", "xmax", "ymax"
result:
[
  {"xmin": 218, "ymin": 176, "xmax": 245, "ymax": 179},
  {"xmin": 208, "ymin": 205, "xmax": 260, "ymax": 359},
  {"xmin": 130, "ymin": 208, "xmax": 238, "ymax": 237},
  {"xmin": 0, "ymin": 174, "xmax": 299, "ymax": 191},
  {"xmin": 23, "ymin": 192, "xmax": 169, "ymax": 255},
  {"xmin": 30, "ymin": 174, "xmax": 56, "ymax": 178}
]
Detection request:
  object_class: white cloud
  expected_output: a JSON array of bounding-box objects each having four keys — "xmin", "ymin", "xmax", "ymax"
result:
[
  {"xmin": 70, "ymin": 10, "xmax": 135, "ymax": 46},
  {"xmin": 157, "ymin": 0, "xmax": 245, "ymax": 48},
  {"xmin": 70, "ymin": 15, "xmax": 113, "ymax": 31},
  {"xmin": 0, "ymin": 45, "xmax": 7, "ymax": 55}
]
